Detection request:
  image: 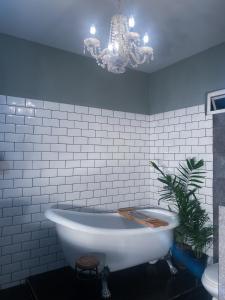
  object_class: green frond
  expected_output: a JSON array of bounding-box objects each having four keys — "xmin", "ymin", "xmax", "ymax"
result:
[{"xmin": 150, "ymin": 157, "xmax": 213, "ymax": 257}]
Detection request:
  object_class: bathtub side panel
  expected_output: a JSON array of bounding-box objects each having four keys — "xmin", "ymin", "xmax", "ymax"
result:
[{"xmin": 56, "ymin": 224, "xmax": 173, "ymax": 271}]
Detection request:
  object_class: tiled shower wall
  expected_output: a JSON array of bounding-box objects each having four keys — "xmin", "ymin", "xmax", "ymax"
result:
[
  {"xmin": 213, "ymin": 113, "xmax": 225, "ymax": 260},
  {"xmin": 0, "ymin": 95, "xmax": 213, "ymax": 288},
  {"xmin": 219, "ymin": 206, "xmax": 225, "ymax": 300}
]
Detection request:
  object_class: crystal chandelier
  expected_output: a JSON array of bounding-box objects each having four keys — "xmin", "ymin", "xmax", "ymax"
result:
[{"xmin": 84, "ymin": 1, "xmax": 154, "ymax": 74}]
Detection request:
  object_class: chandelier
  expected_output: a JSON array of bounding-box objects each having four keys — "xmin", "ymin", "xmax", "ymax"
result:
[{"xmin": 84, "ymin": 1, "xmax": 154, "ymax": 74}]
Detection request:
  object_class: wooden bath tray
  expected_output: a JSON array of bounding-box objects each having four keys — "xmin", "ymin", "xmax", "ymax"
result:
[{"xmin": 118, "ymin": 208, "xmax": 168, "ymax": 228}]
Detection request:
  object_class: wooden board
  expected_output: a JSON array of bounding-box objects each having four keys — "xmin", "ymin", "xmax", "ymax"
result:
[{"xmin": 118, "ymin": 208, "xmax": 168, "ymax": 228}]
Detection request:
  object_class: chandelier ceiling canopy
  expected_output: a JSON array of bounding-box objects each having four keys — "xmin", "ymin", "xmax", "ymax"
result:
[{"xmin": 84, "ymin": 0, "xmax": 154, "ymax": 74}]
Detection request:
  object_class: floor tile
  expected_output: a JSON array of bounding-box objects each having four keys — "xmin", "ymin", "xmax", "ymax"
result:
[
  {"xmin": 26, "ymin": 261, "xmax": 211, "ymax": 300},
  {"xmin": 0, "ymin": 284, "xmax": 33, "ymax": 300}
]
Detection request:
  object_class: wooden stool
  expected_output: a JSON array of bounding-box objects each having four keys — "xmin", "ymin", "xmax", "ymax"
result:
[{"xmin": 75, "ymin": 255, "xmax": 99, "ymax": 280}]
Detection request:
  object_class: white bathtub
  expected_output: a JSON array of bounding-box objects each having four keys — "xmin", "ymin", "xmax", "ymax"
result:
[{"xmin": 45, "ymin": 208, "xmax": 178, "ymax": 272}]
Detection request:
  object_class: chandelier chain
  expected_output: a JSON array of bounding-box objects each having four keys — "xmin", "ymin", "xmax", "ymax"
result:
[{"xmin": 117, "ymin": 0, "xmax": 122, "ymax": 13}]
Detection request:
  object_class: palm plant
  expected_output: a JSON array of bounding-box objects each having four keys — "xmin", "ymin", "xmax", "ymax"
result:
[{"xmin": 150, "ymin": 158, "xmax": 213, "ymax": 258}]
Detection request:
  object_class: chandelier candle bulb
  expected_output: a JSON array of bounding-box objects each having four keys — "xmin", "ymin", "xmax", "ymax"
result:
[
  {"xmin": 90, "ymin": 25, "xmax": 96, "ymax": 35},
  {"xmin": 128, "ymin": 15, "xmax": 135, "ymax": 28},
  {"xmin": 114, "ymin": 41, "xmax": 119, "ymax": 52},
  {"xmin": 143, "ymin": 33, "xmax": 149, "ymax": 44},
  {"xmin": 108, "ymin": 43, "xmax": 113, "ymax": 51}
]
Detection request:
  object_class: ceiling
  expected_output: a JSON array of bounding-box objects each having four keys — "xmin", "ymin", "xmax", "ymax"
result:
[{"xmin": 0, "ymin": 0, "xmax": 225, "ymax": 73}]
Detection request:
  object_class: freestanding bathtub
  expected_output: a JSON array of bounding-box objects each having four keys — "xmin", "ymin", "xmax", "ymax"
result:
[{"xmin": 45, "ymin": 207, "xmax": 178, "ymax": 272}]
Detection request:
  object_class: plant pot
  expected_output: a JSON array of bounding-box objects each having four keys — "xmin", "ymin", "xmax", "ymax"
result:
[
  {"xmin": 171, "ymin": 243, "xmax": 191, "ymax": 270},
  {"xmin": 171, "ymin": 243, "xmax": 208, "ymax": 278}
]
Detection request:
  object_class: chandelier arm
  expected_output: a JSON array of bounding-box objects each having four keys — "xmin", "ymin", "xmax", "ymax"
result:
[
  {"xmin": 88, "ymin": 48, "xmax": 98, "ymax": 59},
  {"xmin": 128, "ymin": 43, "xmax": 147, "ymax": 66},
  {"xmin": 129, "ymin": 52, "xmax": 144, "ymax": 67},
  {"xmin": 117, "ymin": 0, "xmax": 122, "ymax": 14}
]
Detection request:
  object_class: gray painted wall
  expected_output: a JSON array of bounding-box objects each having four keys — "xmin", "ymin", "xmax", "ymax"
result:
[
  {"xmin": 0, "ymin": 34, "xmax": 149, "ymax": 114},
  {"xmin": 148, "ymin": 42, "xmax": 225, "ymax": 114},
  {"xmin": 1, "ymin": 33, "xmax": 225, "ymax": 115}
]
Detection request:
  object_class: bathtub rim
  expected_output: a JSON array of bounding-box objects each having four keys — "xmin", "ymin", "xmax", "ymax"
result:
[{"xmin": 45, "ymin": 207, "xmax": 179, "ymax": 235}]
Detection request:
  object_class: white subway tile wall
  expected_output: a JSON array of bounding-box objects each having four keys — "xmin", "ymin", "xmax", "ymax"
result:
[{"xmin": 0, "ymin": 95, "xmax": 213, "ymax": 288}]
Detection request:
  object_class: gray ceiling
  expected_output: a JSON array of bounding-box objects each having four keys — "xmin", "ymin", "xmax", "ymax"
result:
[{"xmin": 0, "ymin": 0, "xmax": 225, "ymax": 73}]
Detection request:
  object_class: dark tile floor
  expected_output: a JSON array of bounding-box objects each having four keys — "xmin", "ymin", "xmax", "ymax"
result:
[
  {"xmin": 0, "ymin": 261, "xmax": 211, "ymax": 300},
  {"xmin": 0, "ymin": 284, "xmax": 33, "ymax": 300}
]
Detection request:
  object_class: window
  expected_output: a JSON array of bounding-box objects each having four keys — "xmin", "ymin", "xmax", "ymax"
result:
[{"xmin": 207, "ymin": 89, "xmax": 225, "ymax": 115}]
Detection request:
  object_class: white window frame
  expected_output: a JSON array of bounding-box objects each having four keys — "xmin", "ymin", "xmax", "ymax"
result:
[{"xmin": 207, "ymin": 89, "xmax": 225, "ymax": 115}]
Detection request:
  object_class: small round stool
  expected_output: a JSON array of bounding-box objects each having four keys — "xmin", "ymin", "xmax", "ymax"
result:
[{"xmin": 75, "ymin": 255, "xmax": 99, "ymax": 280}]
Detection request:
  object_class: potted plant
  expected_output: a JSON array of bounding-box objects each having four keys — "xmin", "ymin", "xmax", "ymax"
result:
[{"xmin": 150, "ymin": 158, "xmax": 213, "ymax": 276}]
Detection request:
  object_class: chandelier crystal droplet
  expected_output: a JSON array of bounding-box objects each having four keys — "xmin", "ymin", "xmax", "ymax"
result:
[{"xmin": 84, "ymin": 5, "xmax": 154, "ymax": 74}]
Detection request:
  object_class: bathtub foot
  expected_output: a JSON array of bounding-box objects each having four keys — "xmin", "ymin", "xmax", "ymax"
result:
[
  {"xmin": 101, "ymin": 266, "xmax": 111, "ymax": 299},
  {"xmin": 165, "ymin": 253, "xmax": 178, "ymax": 275},
  {"xmin": 148, "ymin": 259, "xmax": 158, "ymax": 264}
]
